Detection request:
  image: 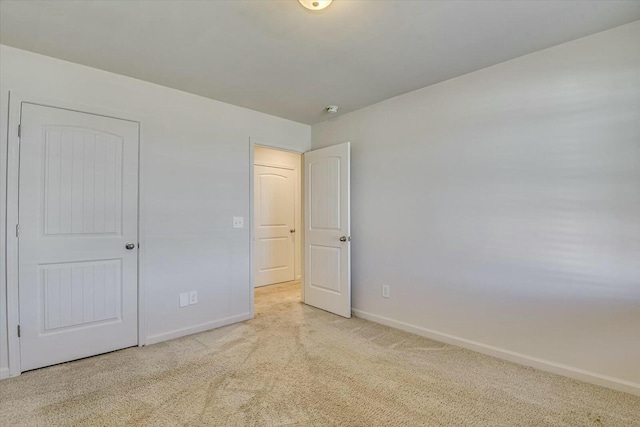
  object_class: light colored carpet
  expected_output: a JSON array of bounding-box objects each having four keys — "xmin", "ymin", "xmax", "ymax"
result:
[{"xmin": 1, "ymin": 281, "xmax": 638, "ymax": 426}]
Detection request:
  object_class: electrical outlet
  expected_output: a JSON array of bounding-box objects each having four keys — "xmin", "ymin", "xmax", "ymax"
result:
[
  {"xmin": 189, "ymin": 290, "xmax": 198, "ymax": 305},
  {"xmin": 233, "ymin": 216, "xmax": 244, "ymax": 228},
  {"xmin": 179, "ymin": 293, "xmax": 189, "ymax": 307},
  {"xmin": 382, "ymin": 285, "xmax": 390, "ymax": 298}
]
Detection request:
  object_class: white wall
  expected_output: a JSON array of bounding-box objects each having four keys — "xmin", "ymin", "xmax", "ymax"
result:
[
  {"xmin": 312, "ymin": 21, "xmax": 640, "ymax": 394},
  {"xmin": 0, "ymin": 45, "xmax": 310, "ymax": 377},
  {"xmin": 254, "ymin": 146, "xmax": 303, "ymax": 283}
]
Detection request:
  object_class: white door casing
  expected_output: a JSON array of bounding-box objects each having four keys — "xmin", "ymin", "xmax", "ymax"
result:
[
  {"xmin": 254, "ymin": 165, "xmax": 296, "ymax": 286},
  {"xmin": 304, "ymin": 142, "xmax": 351, "ymax": 318},
  {"xmin": 18, "ymin": 103, "xmax": 139, "ymax": 371}
]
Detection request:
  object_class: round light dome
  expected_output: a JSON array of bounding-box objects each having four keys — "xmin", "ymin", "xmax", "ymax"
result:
[{"xmin": 299, "ymin": 0, "xmax": 333, "ymax": 11}]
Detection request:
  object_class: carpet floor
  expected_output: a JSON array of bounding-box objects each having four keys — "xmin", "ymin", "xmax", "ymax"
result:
[{"xmin": 1, "ymin": 281, "xmax": 638, "ymax": 426}]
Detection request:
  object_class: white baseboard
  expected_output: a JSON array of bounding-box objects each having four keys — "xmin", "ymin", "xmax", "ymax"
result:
[
  {"xmin": 254, "ymin": 283, "xmax": 270, "ymax": 288},
  {"xmin": 145, "ymin": 312, "xmax": 253, "ymax": 345},
  {"xmin": 352, "ymin": 309, "xmax": 640, "ymax": 397},
  {"xmin": 0, "ymin": 367, "xmax": 10, "ymax": 380},
  {"xmin": 255, "ymin": 279, "xmax": 302, "ymax": 288}
]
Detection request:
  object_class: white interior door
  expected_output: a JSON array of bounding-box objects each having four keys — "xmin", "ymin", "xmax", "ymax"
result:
[
  {"xmin": 304, "ymin": 142, "xmax": 351, "ymax": 318},
  {"xmin": 254, "ymin": 165, "xmax": 296, "ymax": 286},
  {"xmin": 18, "ymin": 103, "xmax": 139, "ymax": 371}
]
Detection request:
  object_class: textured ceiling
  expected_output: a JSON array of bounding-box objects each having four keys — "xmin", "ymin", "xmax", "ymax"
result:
[{"xmin": 1, "ymin": 0, "xmax": 639, "ymax": 124}]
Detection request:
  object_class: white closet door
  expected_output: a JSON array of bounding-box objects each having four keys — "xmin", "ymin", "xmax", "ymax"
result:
[
  {"xmin": 304, "ymin": 142, "xmax": 351, "ymax": 318},
  {"xmin": 254, "ymin": 165, "xmax": 296, "ymax": 286},
  {"xmin": 18, "ymin": 103, "xmax": 139, "ymax": 371}
]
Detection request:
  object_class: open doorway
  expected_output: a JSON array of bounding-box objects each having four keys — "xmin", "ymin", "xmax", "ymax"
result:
[{"xmin": 253, "ymin": 146, "xmax": 303, "ymax": 290}]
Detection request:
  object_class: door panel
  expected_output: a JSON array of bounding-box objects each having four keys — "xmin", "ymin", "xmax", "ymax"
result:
[
  {"xmin": 304, "ymin": 142, "xmax": 351, "ymax": 318},
  {"xmin": 42, "ymin": 127, "xmax": 123, "ymax": 235},
  {"xmin": 309, "ymin": 245, "xmax": 341, "ymax": 293},
  {"xmin": 254, "ymin": 165, "xmax": 296, "ymax": 286},
  {"xmin": 41, "ymin": 260, "xmax": 122, "ymax": 330},
  {"xmin": 259, "ymin": 238, "xmax": 289, "ymax": 271},
  {"xmin": 18, "ymin": 103, "xmax": 139, "ymax": 371},
  {"xmin": 309, "ymin": 157, "xmax": 341, "ymax": 230}
]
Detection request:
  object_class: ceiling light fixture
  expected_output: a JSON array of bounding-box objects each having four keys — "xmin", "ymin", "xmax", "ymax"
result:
[{"xmin": 299, "ymin": 0, "xmax": 333, "ymax": 11}]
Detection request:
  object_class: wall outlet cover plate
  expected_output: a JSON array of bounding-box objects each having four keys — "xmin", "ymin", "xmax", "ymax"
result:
[{"xmin": 179, "ymin": 293, "xmax": 189, "ymax": 307}]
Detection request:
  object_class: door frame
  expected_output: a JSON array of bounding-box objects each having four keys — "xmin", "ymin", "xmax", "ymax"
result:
[
  {"xmin": 4, "ymin": 91, "xmax": 147, "ymax": 378},
  {"xmin": 249, "ymin": 139, "xmax": 305, "ymax": 317}
]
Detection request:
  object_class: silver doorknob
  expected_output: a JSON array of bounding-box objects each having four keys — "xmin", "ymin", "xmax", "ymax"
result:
[
  {"xmin": 339, "ymin": 236, "xmax": 347, "ymax": 242},
  {"xmin": 125, "ymin": 243, "xmax": 136, "ymax": 250},
  {"xmin": 290, "ymin": 229, "xmax": 296, "ymax": 233}
]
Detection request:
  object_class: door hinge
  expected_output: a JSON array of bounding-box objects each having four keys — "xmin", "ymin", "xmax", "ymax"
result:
[
  {"xmin": 16, "ymin": 224, "xmax": 20, "ymax": 238},
  {"xmin": 17, "ymin": 325, "xmax": 21, "ymax": 338},
  {"xmin": 17, "ymin": 124, "xmax": 21, "ymax": 138}
]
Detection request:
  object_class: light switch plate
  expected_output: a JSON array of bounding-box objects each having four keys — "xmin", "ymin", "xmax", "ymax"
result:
[
  {"xmin": 233, "ymin": 216, "xmax": 244, "ymax": 228},
  {"xmin": 179, "ymin": 293, "xmax": 189, "ymax": 307},
  {"xmin": 189, "ymin": 290, "xmax": 198, "ymax": 305},
  {"xmin": 382, "ymin": 285, "xmax": 390, "ymax": 298}
]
